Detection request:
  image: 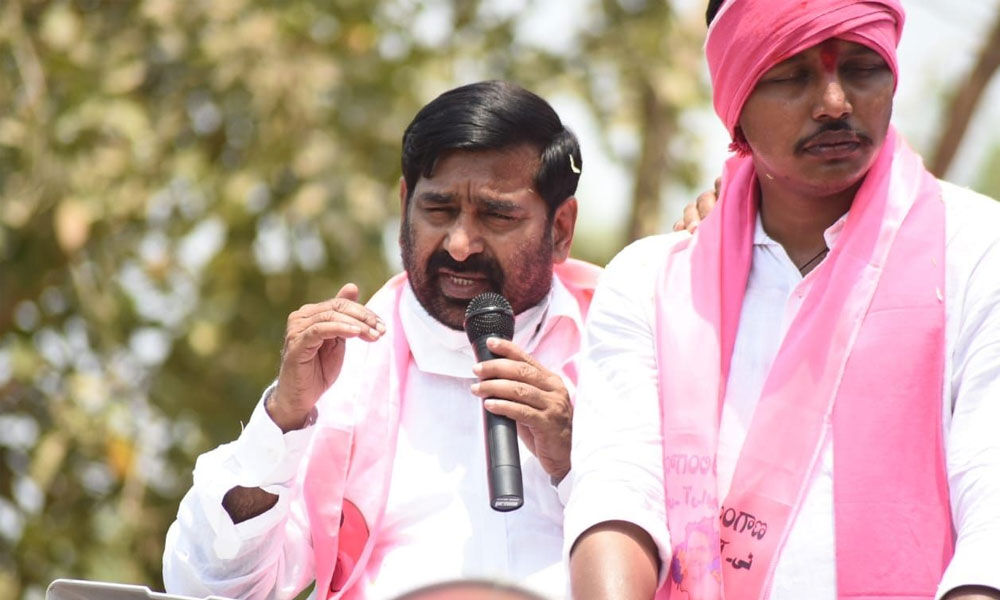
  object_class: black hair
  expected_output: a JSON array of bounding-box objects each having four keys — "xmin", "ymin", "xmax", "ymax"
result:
[
  {"xmin": 401, "ymin": 80, "xmax": 582, "ymax": 216},
  {"xmin": 706, "ymin": 0, "xmax": 726, "ymax": 26}
]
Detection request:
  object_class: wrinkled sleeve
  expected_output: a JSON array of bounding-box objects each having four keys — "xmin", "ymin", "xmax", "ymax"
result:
[
  {"xmin": 162, "ymin": 385, "xmax": 317, "ymax": 600},
  {"xmin": 937, "ymin": 192, "xmax": 1000, "ymax": 599},
  {"xmin": 563, "ymin": 235, "xmax": 683, "ymax": 582}
]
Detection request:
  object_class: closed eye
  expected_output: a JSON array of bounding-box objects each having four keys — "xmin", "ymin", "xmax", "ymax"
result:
[
  {"xmin": 761, "ymin": 70, "xmax": 809, "ymax": 84},
  {"xmin": 843, "ymin": 63, "xmax": 888, "ymax": 77},
  {"xmin": 418, "ymin": 204, "xmax": 457, "ymax": 223},
  {"xmin": 479, "ymin": 198, "xmax": 523, "ymax": 224}
]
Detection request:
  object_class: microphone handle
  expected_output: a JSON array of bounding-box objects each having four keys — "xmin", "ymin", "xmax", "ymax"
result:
[{"xmin": 472, "ymin": 335, "xmax": 524, "ymax": 512}]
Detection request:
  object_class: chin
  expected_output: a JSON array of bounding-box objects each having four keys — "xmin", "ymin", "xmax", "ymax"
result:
[
  {"xmin": 819, "ymin": 155, "xmax": 879, "ymax": 189},
  {"xmin": 795, "ymin": 164, "xmax": 871, "ymax": 199},
  {"xmin": 431, "ymin": 299, "xmax": 471, "ymax": 331},
  {"xmin": 440, "ymin": 315, "xmax": 466, "ymax": 331}
]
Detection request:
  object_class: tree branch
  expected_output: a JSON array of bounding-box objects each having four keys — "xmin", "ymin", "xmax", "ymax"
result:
[{"xmin": 929, "ymin": 11, "xmax": 1000, "ymax": 177}]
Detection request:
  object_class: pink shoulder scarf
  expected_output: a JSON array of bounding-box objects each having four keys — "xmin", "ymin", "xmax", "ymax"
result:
[
  {"xmin": 654, "ymin": 128, "xmax": 952, "ymax": 600},
  {"xmin": 300, "ymin": 259, "xmax": 601, "ymax": 599}
]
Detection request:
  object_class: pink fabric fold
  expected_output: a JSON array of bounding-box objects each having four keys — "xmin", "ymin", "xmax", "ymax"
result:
[
  {"xmin": 301, "ymin": 259, "xmax": 601, "ymax": 599},
  {"xmin": 654, "ymin": 128, "xmax": 952, "ymax": 599},
  {"xmin": 304, "ymin": 273, "xmax": 412, "ymax": 600},
  {"xmin": 706, "ymin": 0, "xmax": 905, "ymax": 137},
  {"xmin": 652, "ymin": 4, "xmax": 953, "ymax": 598}
]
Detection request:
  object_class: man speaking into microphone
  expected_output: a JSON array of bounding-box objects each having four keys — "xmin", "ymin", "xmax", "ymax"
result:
[{"xmin": 162, "ymin": 80, "xmax": 601, "ymax": 600}]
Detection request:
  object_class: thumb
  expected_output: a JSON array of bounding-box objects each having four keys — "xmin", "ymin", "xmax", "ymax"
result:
[{"xmin": 336, "ymin": 282, "xmax": 360, "ymax": 302}]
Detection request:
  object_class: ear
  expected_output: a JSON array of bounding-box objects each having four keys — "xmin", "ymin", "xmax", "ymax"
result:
[
  {"xmin": 398, "ymin": 176, "xmax": 408, "ymax": 215},
  {"xmin": 550, "ymin": 197, "xmax": 577, "ymax": 263},
  {"xmin": 398, "ymin": 176, "xmax": 408, "ymax": 245}
]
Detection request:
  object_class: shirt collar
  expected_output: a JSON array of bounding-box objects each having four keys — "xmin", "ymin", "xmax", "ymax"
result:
[
  {"xmin": 753, "ymin": 211, "xmax": 848, "ymax": 250},
  {"xmin": 398, "ymin": 274, "xmax": 583, "ymax": 379}
]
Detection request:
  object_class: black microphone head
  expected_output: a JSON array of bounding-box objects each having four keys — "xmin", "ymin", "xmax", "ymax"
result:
[{"xmin": 464, "ymin": 292, "xmax": 515, "ymax": 343}]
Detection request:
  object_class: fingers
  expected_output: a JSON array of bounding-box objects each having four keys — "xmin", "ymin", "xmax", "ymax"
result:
[
  {"xmin": 286, "ymin": 286, "xmax": 386, "ymax": 342},
  {"xmin": 470, "ymin": 339, "xmax": 568, "ymax": 413},
  {"xmin": 285, "ymin": 319, "xmax": 368, "ymax": 361},
  {"xmin": 695, "ymin": 188, "xmax": 718, "ymax": 221},
  {"xmin": 675, "ymin": 181, "xmax": 721, "ymax": 233},
  {"xmin": 482, "ymin": 397, "xmax": 541, "ymax": 424},
  {"xmin": 473, "ymin": 376, "xmax": 550, "ymax": 410},
  {"xmin": 481, "ymin": 394, "xmax": 571, "ymax": 450},
  {"xmin": 471, "ymin": 340, "xmax": 573, "ymax": 480},
  {"xmin": 473, "ymin": 339, "xmax": 557, "ymax": 392},
  {"xmin": 481, "ymin": 389, "xmax": 571, "ymax": 430},
  {"xmin": 280, "ymin": 283, "xmax": 388, "ymax": 371},
  {"xmin": 295, "ymin": 305, "xmax": 383, "ymax": 342},
  {"xmin": 674, "ymin": 200, "xmax": 705, "ymax": 233},
  {"xmin": 477, "ymin": 337, "xmax": 536, "ymax": 365},
  {"xmin": 682, "ymin": 201, "xmax": 701, "ymax": 233},
  {"xmin": 336, "ymin": 282, "xmax": 360, "ymax": 302}
]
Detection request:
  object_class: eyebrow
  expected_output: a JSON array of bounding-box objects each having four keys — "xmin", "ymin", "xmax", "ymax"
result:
[
  {"xmin": 415, "ymin": 191, "xmax": 455, "ymax": 205},
  {"xmin": 413, "ymin": 188, "xmax": 530, "ymax": 217},
  {"xmin": 416, "ymin": 191, "xmax": 523, "ymax": 211},
  {"xmin": 843, "ymin": 45, "xmax": 882, "ymax": 58},
  {"xmin": 774, "ymin": 54, "xmax": 806, "ymax": 67},
  {"xmin": 770, "ymin": 44, "xmax": 881, "ymax": 69},
  {"xmin": 481, "ymin": 198, "xmax": 522, "ymax": 213}
]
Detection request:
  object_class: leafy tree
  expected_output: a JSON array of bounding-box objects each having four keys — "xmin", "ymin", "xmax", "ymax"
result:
[{"xmin": 0, "ymin": 1, "xmax": 709, "ymax": 597}]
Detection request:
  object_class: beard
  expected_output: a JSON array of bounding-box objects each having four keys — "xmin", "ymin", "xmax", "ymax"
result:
[{"xmin": 399, "ymin": 221, "xmax": 554, "ymax": 330}]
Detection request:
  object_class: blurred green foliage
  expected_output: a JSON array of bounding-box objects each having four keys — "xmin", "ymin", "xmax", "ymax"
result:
[{"xmin": 0, "ymin": 0, "xmax": 710, "ymax": 597}]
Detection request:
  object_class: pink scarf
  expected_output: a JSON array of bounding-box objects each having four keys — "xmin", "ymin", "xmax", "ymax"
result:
[
  {"xmin": 655, "ymin": 126, "xmax": 952, "ymax": 599},
  {"xmin": 654, "ymin": 2, "xmax": 953, "ymax": 596},
  {"xmin": 302, "ymin": 259, "xmax": 601, "ymax": 599},
  {"xmin": 303, "ymin": 273, "xmax": 411, "ymax": 600}
]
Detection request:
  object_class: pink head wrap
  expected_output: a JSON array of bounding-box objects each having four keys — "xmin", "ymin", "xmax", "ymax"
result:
[{"xmin": 706, "ymin": 0, "xmax": 905, "ymax": 140}]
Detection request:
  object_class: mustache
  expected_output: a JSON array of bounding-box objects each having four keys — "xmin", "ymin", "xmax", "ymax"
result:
[
  {"xmin": 794, "ymin": 120, "xmax": 872, "ymax": 154},
  {"xmin": 426, "ymin": 250, "xmax": 505, "ymax": 288}
]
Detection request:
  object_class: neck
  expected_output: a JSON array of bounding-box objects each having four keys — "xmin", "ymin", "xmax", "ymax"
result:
[{"xmin": 757, "ymin": 178, "xmax": 859, "ymax": 270}]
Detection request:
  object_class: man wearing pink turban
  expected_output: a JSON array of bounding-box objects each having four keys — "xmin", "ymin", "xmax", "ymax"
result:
[{"xmin": 564, "ymin": 1, "xmax": 1000, "ymax": 599}]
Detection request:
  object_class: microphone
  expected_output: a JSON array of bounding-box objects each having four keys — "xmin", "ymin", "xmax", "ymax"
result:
[{"xmin": 464, "ymin": 292, "xmax": 523, "ymax": 512}]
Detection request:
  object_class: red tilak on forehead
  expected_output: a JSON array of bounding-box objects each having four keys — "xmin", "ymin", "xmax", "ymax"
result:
[{"xmin": 820, "ymin": 43, "xmax": 839, "ymax": 71}]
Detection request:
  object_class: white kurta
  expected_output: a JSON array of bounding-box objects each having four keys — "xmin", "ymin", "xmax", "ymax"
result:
[
  {"xmin": 164, "ymin": 277, "xmax": 585, "ymax": 600},
  {"xmin": 564, "ymin": 181, "xmax": 1000, "ymax": 599}
]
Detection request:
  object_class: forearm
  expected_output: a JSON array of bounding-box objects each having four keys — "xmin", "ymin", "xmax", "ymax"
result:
[
  {"xmin": 567, "ymin": 241, "xmax": 674, "ymax": 599},
  {"xmin": 223, "ymin": 485, "xmax": 280, "ymax": 523},
  {"xmin": 217, "ymin": 389, "xmax": 311, "ymax": 524},
  {"xmin": 164, "ymin": 484, "xmax": 314, "ymax": 600},
  {"xmin": 570, "ymin": 521, "xmax": 659, "ymax": 600},
  {"xmin": 164, "ymin": 389, "xmax": 318, "ymax": 597},
  {"xmin": 219, "ymin": 390, "xmax": 297, "ymax": 525},
  {"xmin": 940, "ymin": 232, "xmax": 1000, "ymax": 599}
]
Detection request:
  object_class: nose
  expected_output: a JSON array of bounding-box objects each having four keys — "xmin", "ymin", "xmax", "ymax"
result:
[
  {"xmin": 813, "ymin": 77, "xmax": 852, "ymax": 121},
  {"xmin": 443, "ymin": 215, "xmax": 484, "ymax": 262}
]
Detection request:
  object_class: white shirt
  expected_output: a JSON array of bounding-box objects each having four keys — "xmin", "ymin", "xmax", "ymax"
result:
[
  {"xmin": 163, "ymin": 277, "xmax": 585, "ymax": 600},
  {"xmin": 564, "ymin": 181, "xmax": 1000, "ymax": 599}
]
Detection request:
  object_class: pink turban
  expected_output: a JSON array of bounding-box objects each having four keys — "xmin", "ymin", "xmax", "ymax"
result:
[{"xmin": 706, "ymin": 0, "xmax": 906, "ymax": 139}]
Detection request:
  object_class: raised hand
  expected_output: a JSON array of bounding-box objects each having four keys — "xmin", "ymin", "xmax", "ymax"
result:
[{"xmin": 267, "ymin": 283, "xmax": 386, "ymax": 432}]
